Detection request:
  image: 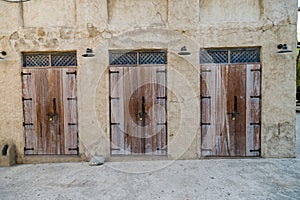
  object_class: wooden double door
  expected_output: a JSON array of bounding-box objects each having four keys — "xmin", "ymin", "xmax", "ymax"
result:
[
  {"xmin": 109, "ymin": 66, "xmax": 167, "ymax": 155},
  {"xmin": 201, "ymin": 64, "xmax": 261, "ymax": 157},
  {"xmin": 22, "ymin": 68, "xmax": 78, "ymax": 155}
]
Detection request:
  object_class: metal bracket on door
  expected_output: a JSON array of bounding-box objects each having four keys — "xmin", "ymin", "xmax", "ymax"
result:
[
  {"xmin": 250, "ymin": 149, "xmax": 260, "ymax": 153},
  {"xmin": 24, "ymin": 147, "xmax": 34, "ymax": 151}
]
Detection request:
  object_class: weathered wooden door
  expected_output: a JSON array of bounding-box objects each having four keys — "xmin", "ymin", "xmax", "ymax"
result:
[
  {"xmin": 201, "ymin": 64, "xmax": 261, "ymax": 157},
  {"xmin": 110, "ymin": 66, "xmax": 167, "ymax": 155},
  {"xmin": 22, "ymin": 68, "xmax": 78, "ymax": 155}
]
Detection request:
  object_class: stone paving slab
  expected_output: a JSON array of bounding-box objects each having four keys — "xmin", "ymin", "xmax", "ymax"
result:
[
  {"xmin": 0, "ymin": 158, "xmax": 299, "ymax": 200},
  {"xmin": 0, "ymin": 114, "xmax": 299, "ymax": 200}
]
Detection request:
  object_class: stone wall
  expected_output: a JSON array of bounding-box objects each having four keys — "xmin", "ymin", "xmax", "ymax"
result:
[{"xmin": 0, "ymin": 0, "xmax": 297, "ymax": 163}]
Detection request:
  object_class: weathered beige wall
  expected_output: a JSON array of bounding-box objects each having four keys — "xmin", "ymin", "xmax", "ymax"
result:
[
  {"xmin": 108, "ymin": 0, "xmax": 167, "ymax": 28},
  {"xmin": 0, "ymin": 3, "xmax": 20, "ymax": 35},
  {"xmin": 200, "ymin": 0, "xmax": 262, "ymax": 23},
  {"xmin": 0, "ymin": 0, "xmax": 297, "ymax": 163},
  {"xmin": 23, "ymin": 0, "xmax": 76, "ymax": 27}
]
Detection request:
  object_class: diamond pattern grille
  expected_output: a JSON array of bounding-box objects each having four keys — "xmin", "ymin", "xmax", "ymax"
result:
[
  {"xmin": 23, "ymin": 55, "xmax": 50, "ymax": 67},
  {"xmin": 200, "ymin": 50, "xmax": 228, "ymax": 64},
  {"xmin": 51, "ymin": 53, "xmax": 77, "ymax": 66},
  {"xmin": 110, "ymin": 52, "xmax": 137, "ymax": 65},
  {"xmin": 23, "ymin": 52, "xmax": 77, "ymax": 67},
  {"xmin": 230, "ymin": 49, "xmax": 260, "ymax": 63},
  {"xmin": 109, "ymin": 51, "xmax": 166, "ymax": 65},
  {"xmin": 139, "ymin": 52, "xmax": 166, "ymax": 65},
  {"xmin": 200, "ymin": 48, "xmax": 260, "ymax": 64}
]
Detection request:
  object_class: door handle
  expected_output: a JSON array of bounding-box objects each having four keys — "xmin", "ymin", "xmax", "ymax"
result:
[
  {"xmin": 137, "ymin": 96, "xmax": 147, "ymax": 122},
  {"xmin": 137, "ymin": 112, "xmax": 146, "ymax": 121},
  {"xmin": 47, "ymin": 98, "xmax": 58, "ymax": 121},
  {"xmin": 53, "ymin": 98, "xmax": 57, "ymax": 115},
  {"xmin": 227, "ymin": 96, "xmax": 239, "ymax": 120}
]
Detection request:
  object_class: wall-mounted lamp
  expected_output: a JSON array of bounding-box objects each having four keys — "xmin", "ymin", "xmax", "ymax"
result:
[
  {"xmin": 277, "ymin": 44, "xmax": 292, "ymax": 53},
  {"xmin": 178, "ymin": 46, "xmax": 191, "ymax": 56},
  {"xmin": 2, "ymin": 0, "xmax": 31, "ymax": 2},
  {"xmin": 0, "ymin": 51, "xmax": 7, "ymax": 60},
  {"xmin": 82, "ymin": 48, "xmax": 95, "ymax": 57}
]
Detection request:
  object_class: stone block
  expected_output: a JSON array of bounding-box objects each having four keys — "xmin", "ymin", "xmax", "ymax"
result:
[{"xmin": 89, "ymin": 155, "xmax": 105, "ymax": 166}]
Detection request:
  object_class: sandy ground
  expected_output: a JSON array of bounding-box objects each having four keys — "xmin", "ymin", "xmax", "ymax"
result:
[{"xmin": 0, "ymin": 114, "xmax": 300, "ymax": 200}]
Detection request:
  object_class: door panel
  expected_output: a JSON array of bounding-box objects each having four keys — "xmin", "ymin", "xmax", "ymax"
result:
[
  {"xmin": 201, "ymin": 64, "xmax": 261, "ymax": 157},
  {"xmin": 226, "ymin": 65, "xmax": 247, "ymax": 156},
  {"xmin": 22, "ymin": 68, "xmax": 78, "ymax": 155},
  {"xmin": 110, "ymin": 66, "xmax": 167, "ymax": 155},
  {"xmin": 246, "ymin": 64, "xmax": 261, "ymax": 156},
  {"xmin": 63, "ymin": 71, "xmax": 78, "ymax": 154}
]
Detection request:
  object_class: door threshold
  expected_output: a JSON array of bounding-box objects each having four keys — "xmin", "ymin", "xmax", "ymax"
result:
[
  {"xmin": 201, "ymin": 156, "xmax": 261, "ymax": 160},
  {"xmin": 20, "ymin": 154, "xmax": 86, "ymax": 164},
  {"xmin": 108, "ymin": 155, "xmax": 169, "ymax": 162}
]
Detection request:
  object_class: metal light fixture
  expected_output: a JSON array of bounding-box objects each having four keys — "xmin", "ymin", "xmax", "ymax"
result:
[
  {"xmin": 2, "ymin": 0, "xmax": 31, "ymax": 2},
  {"xmin": 0, "ymin": 51, "xmax": 6, "ymax": 60},
  {"xmin": 82, "ymin": 48, "xmax": 95, "ymax": 57},
  {"xmin": 178, "ymin": 46, "xmax": 191, "ymax": 56},
  {"xmin": 277, "ymin": 44, "xmax": 292, "ymax": 53}
]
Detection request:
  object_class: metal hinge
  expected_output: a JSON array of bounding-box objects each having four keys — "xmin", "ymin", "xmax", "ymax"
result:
[
  {"xmin": 66, "ymin": 71, "xmax": 77, "ymax": 75},
  {"xmin": 67, "ymin": 97, "xmax": 77, "ymax": 101},
  {"xmin": 68, "ymin": 123, "xmax": 77, "ymax": 126},
  {"xmin": 24, "ymin": 147, "xmax": 34, "ymax": 151},
  {"xmin": 201, "ymin": 69, "xmax": 212, "ymax": 73},
  {"xmin": 250, "ymin": 95, "xmax": 261, "ymax": 99},
  {"xmin": 250, "ymin": 122, "xmax": 261, "ymax": 126},
  {"xmin": 156, "ymin": 96, "xmax": 167, "ymax": 100},
  {"xmin": 201, "ymin": 96, "xmax": 211, "ymax": 99},
  {"xmin": 22, "ymin": 97, "xmax": 32, "ymax": 101},
  {"xmin": 109, "ymin": 70, "xmax": 119, "ymax": 74},
  {"xmin": 201, "ymin": 123, "xmax": 211, "ymax": 126},
  {"xmin": 157, "ymin": 122, "xmax": 167, "ymax": 126},
  {"xmin": 68, "ymin": 147, "xmax": 79, "ymax": 151},
  {"xmin": 23, "ymin": 122, "xmax": 34, "ymax": 126},
  {"xmin": 250, "ymin": 149, "xmax": 260, "ymax": 153}
]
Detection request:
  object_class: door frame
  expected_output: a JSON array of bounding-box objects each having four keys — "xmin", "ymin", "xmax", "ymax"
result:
[
  {"xmin": 22, "ymin": 52, "xmax": 79, "ymax": 155},
  {"xmin": 108, "ymin": 50, "xmax": 168, "ymax": 156},
  {"xmin": 200, "ymin": 48, "xmax": 261, "ymax": 157}
]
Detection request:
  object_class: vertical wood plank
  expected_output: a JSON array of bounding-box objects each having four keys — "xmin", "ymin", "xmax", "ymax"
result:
[
  {"xmin": 110, "ymin": 67, "xmax": 125, "ymax": 155},
  {"xmin": 246, "ymin": 64, "xmax": 261, "ymax": 156},
  {"xmin": 156, "ymin": 66, "xmax": 167, "ymax": 155},
  {"xmin": 22, "ymin": 71, "xmax": 36, "ymax": 155},
  {"xmin": 216, "ymin": 65, "xmax": 228, "ymax": 156},
  {"xmin": 63, "ymin": 69, "xmax": 78, "ymax": 155},
  {"xmin": 200, "ymin": 65, "xmax": 216, "ymax": 156}
]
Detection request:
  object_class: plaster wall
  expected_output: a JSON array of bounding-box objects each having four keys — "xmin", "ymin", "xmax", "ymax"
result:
[
  {"xmin": 0, "ymin": 0, "xmax": 297, "ymax": 163},
  {"xmin": 199, "ymin": 0, "xmax": 262, "ymax": 23}
]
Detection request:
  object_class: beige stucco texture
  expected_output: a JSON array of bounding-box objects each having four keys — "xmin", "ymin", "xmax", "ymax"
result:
[{"xmin": 0, "ymin": 0, "xmax": 297, "ymax": 163}]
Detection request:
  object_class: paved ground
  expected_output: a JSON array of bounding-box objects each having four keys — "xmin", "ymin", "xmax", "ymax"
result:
[{"xmin": 0, "ymin": 115, "xmax": 300, "ymax": 200}]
